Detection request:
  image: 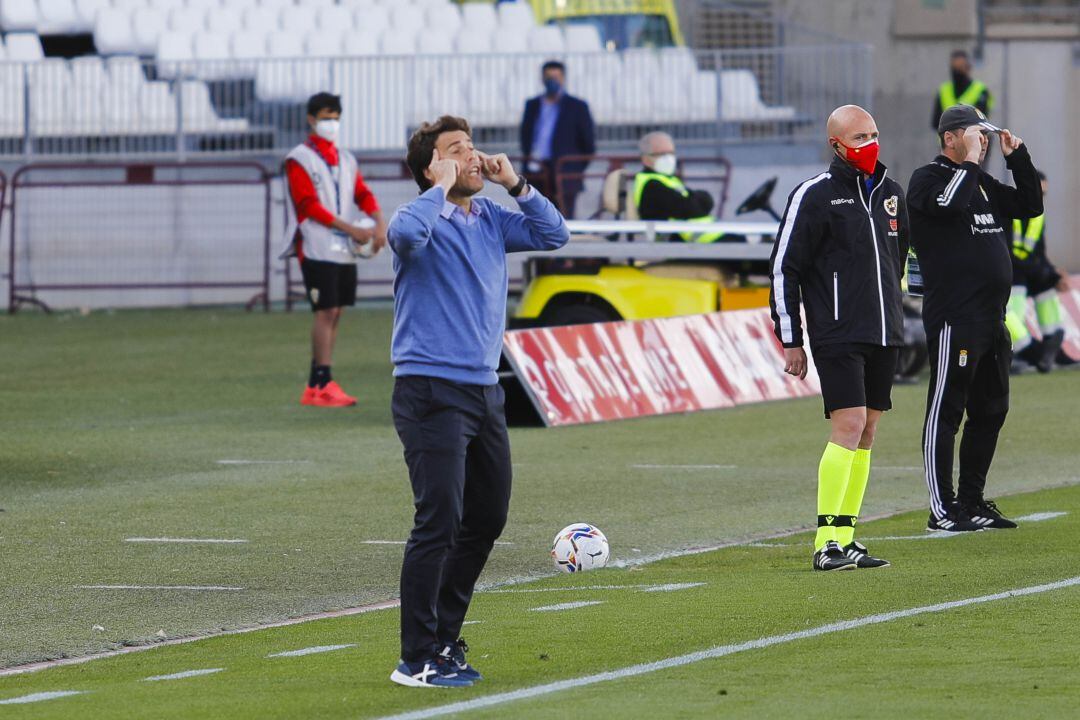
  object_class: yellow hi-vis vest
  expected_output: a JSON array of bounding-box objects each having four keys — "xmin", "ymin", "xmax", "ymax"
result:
[
  {"xmin": 632, "ymin": 171, "xmax": 724, "ymax": 243},
  {"xmin": 938, "ymin": 79, "xmax": 993, "ymax": 113},
  {"xmin": 1012, "ymin": 215, "xmax": 1045, "ymax": 261}
]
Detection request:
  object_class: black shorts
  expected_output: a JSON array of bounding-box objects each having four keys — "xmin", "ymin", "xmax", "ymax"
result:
[
  {"xmin": 300, "ymin": 258, "xmax": 357, "ymax": 311},
  {"xmin": 813, "ymin": 343, "xmax": 900, "ymax": 418}
]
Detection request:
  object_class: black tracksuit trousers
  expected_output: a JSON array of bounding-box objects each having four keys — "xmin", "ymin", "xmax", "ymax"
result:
[
  {"xmin": 922, "ymin": 320, "xmax": 1012, "ymax": 518},
  {"xmin": 391, "ymin": 375, "xmax": 512, "ymax": 663}
]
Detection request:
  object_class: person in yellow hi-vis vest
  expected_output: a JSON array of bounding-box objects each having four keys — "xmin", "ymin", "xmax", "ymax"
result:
[
  {"xmin": 633, "ymin": 131, "xmax": 731, "ymax": 243},
  {"xmin": 931, "ymin": 50, "xmax": 993, "ymax": 131},
  {"xmin": 1004, "ymin": 171, "xmax": 1075, "ymax": 373}
]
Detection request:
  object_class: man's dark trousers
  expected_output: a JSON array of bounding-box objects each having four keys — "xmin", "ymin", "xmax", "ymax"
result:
[
  {"xmin": 922, "ymin": 320, "xmax": 1011, "ymax": 519},
  {"xmin": 391, "ymin": 375, "xmax": 511, "ymax": 662}
]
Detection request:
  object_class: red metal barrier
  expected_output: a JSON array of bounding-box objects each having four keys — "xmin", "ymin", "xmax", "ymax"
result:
[{"xmin": 8, "ymin": 161, "xmax": 271, "ymax": 313}]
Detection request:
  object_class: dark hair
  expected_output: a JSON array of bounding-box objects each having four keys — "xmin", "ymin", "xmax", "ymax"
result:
[
  {"xmin": 306, "ymin": 92, "xmax": 341, "ymax": 118},
  {"xmin": 541, "ymin": 60, "xmax": 566, "ymax": 75},
  {"xmin": 949, "ymin": 49, "xmax": 969, "ymax": 61},
  {"xmin": 406, "ymin": 115, "xmax": 472, "ymax": 191}
]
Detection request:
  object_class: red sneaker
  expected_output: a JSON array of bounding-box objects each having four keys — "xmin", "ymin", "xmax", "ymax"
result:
[{"xmin": 300, "ymin": 383, "xmax": 356, "ymax": 407}]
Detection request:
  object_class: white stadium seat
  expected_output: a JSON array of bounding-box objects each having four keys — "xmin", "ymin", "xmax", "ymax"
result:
[
  {"xmin": 265, "ymin": 30, "xmax": 302, "ymax": 57},
  {"xmin": 131, "ymin": 7, "xmax": 168, "ymax": 56},
  {"xmin": 528, "ymin": 26, "xmax": 564, "ymax": 54},
  {"xmin": 112, "ymin": 0, "xmax": 148, "ymax": 13},
  {"xmin": 255, "ymin": 32, "xmax": 306, "ymax": 102},
  {"xmin": 689, "ymin": 70, "xmax": 718, "ymax": 121},
  {"xmin": 461, "ymin": 3, "xmax": 496, "ymax": 33},
  {"xmin": 139, "ymin": 80, "xmax": 178, "ymax": 133},
  {"xmin": 185, "ymin": 0, "xmax": 221, "ymax": 10},
  {"xmin": 106, "ymin": 55, "xmax": 148, "ymax": 89},
  {"xmin": 564, "ymin": 24, "xmax": 602, "ymax": 53},
  {"xmin": 491, "ymin": 28, "xmax": 527, "ymax": 55},
  {"xmin": 453, "ymin": 28, "xmax": 492, "ymax": 55},
  {"xmin": 304, "ymin": 30, "xmax": 344, "ymax": 57},
  {"xmin": 241, "ymin": 6, "xmax": 277, "ymax": 34},
  {"xmin": 193, "ymin": 32, "xmax": 231, "ymax": 79},
  {"xmin": 168, "ymin": 7, "xmax": 205, "ymax": 34},
  {"xmin": 498, "ymin": 2, "xmax": 535, "ymax": 31},
  {"xmin": 28, "ymin": 60, "xmax": 71, "ymax": 137},
  {"xmin": 75, "ymin": 0, "xmax": 111, "ymax": 29},
  {"xmin": 279, "ymin": 5, "xmax": 317, "ymax": 35},
  {"xmin": 1, "ymin": 0, "xmax": 40, "ymax": 32},
  {"xmin": 0, "ymin": 62, "xmax": 26, "ymax": 138},
  {"xmin": 379, "ymin": 31, "xmax": 416, "ymax": 56},
  {"xmin": 157, "ymin": 31, "xmax": 195, "ymax": 78},
  {"xmin": 658, "ymin": 46, "xmax": 698, "ymax": 77},
  {"xmin": 94, "ymin": 9, "xmax": 136, "ymax": 55},
  {"xmin": 38, "ymin": 0, "xmax": 83, "ymax": 35},
  {"xmin": 718, "ymin": 69, "xmax": 796, "ymax": 121},
  {"xmin": 414, "ymin": 28, "xmax": 452, "ymax": 56},
  {"xmin": 425, "ymin": 3, "xmax": 461, "ymax": 34},
  {"xmin": 151, "ymin": 0, "xmax": 186, "ymax": 11},
  {"xmin": 180, "ymin": 80, "xmax": 249, "ymax": 132},
  {"xmin": 205, "ymin": 6, "xmax": 243, "ymax": 35},
  {"xmin": 339, "ymin": 0, "xmax": 377, "ymax": 8},
  {"xmin": 69, "ymin": 56, "xmax": 107, "ymax": 134},
  {"xmin": 230, "ymin": 31, "xmax": 265, "ymax": 58},
  {"xmin": 255, "ymin": 0, "xmax": 293, "ymax": 10},
  {"xmin": 6, "ymin": 33, "xmax": 46, "ymax": 61},
  {"xmin": 353, "ymin": 5, "xmax": 388, "ymax": 35},
  {"xmin": 330, "ymin": 29, "xmax": 378, "ymax": 57},
  {"xmin": 390, "ymin": 5, "xmax": 423, "ymax": 32},
  {"xmin": 302, "ymin": 0, "xmax": 334, "ymax": 7},
  {"xmin": 316, "ymin": 4, "xmax": 352, "ymax": 33}
]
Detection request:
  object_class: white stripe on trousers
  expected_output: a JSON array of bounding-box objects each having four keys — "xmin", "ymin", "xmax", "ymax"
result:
[{"xmin": 924, "ymin": 324, "xmax": 952, "ymax": 518}]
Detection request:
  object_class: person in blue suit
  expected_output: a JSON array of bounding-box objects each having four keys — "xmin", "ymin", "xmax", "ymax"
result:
[{"xmin": 520, "ymin": 60, "xmax": 596, "ymax": 218}]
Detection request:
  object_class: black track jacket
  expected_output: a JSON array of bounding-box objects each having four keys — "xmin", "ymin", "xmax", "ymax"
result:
[
  {"xmin": 769, "ymin": 156, "xmax": 909, "ymax": 350},
  {"xmin": 906, "ymin": 145, "xmax": 1043, "ymax": 333}
]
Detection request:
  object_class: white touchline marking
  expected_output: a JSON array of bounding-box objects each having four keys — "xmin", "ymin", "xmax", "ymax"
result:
[
  {"xmin": 529, "ymin": 601, "xmax": 604, "ymax": 612},
  {"xmin": 361, "ymin": 540, "xmax": 513, "ymax": 546},
  {"xmin": 75, "ymin": 585, "xmax": 245, "ymax": 591},
  {"xmin": 216, "ymin": 460, "xmax": 311, "ymax": 465},
  {"xmin": 462, "ymin": 621, "xmax": 483, "ymax": 626},
  {"xmin": 374, "ymin": 575, "xmax": 1080, "ymax": 720},
  {"xmin": 142, "ymin": 668, "xmax": 224, "ymax": 682},
  {"xmin": 124, "ymin": 538, "xmax": 249, "ymax": 544},
  {"xmin": 630, "ymin": 464, "xmax": 737, "ymax": 470},
  {"xmin": 1014, "ymin": 511, "xmax": 1067, "ymax": 522},
  {"xmin": 7, "ymin": 488, "xmax": 1074, "ymax": 678},
  {"xmin": 745, "ymin": 542, "xmax": 790, "ymax": 548},
  {"xmin": 0, "ymin": 691, "xmax": 85, "ymax": 705},
  {"xmin": 487, "ymin": 583, "xmax": 703, "ymax": 594},
  {"xmin": 267, "ymin": 644, "xmax": 356, "ymax": 658}
]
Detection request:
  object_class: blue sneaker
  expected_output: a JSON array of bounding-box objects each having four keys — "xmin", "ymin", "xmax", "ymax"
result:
[
  {"xmin": 439, "ymin": 638, "xmax": 483, "ymax": 682},
  {"xmin": 389, "ymin": 656, "xmax": 473, "ymax": 688}
]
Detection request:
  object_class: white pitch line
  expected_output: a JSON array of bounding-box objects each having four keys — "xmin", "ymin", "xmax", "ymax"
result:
[
  {"xmin": 1014, "ymin": 511, "xmax": 1068, "ymax": 522},
  {"xmin": 374, "ymin": 575, "xmax": 1080, "ymax": 720},
  {"xmin": 267, "ymin": 644, "xmax": 356, "ymax": 658},
  {"xmin": 216, "ymin": 460, "xmax": 311, "ymax": 465},
  {"xmin": 0, "ymin": 691, "xmax": 85, "ymax": 705},
  {"xmin": 630, "ymin": 464, "xmax": 737, "ymax": 470},
  {"xmin": 124, "ymin": 538, "xmax": 249, "ymax": 544},
  {"xmin": 529, "ymin": 601, "xmax": 604, "ymax": 612},
  {"xmin": 142, "ymin": 668, "xmax": 224, "ymax": 682},
  {"xmin": 462, "ymin": 621, "xmax": 483, "ymax": 626},
  {"xmin": 487, "ymin": 583, "xmax": 703, "ymax": 594},
  {"xmin": 75, "ymin": 585, "xmax": 245, "ymax": 591},
  {"xmin": 361, "ymin": 540, "xmax": 513, "ymax": 546},
  {"xmin": 745, "ymin": 542, "xmax": 790, "ymax": 548}
]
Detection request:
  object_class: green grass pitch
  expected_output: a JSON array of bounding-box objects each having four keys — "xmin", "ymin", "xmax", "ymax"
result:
[{"xmin": 1, "ymin": 307, "xmax": 1078, "ymax": 718}]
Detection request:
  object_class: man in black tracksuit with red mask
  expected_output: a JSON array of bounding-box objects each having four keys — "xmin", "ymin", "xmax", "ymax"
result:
[{"xmin": 907, "ymin": 104, "xmax": 1043, "ymax": 532}]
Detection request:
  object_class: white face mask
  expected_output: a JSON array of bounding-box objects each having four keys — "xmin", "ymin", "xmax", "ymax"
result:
[
  {"xmin": 314, "ymin": 119, "xmax": 340, "ymax": 143},
  {"xmin": 652, "ymin": 153, "xmax": 677, "ymax": 176}
]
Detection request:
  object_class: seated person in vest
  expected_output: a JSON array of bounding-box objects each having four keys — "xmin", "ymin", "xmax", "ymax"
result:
[
  {"xmin": 1005, "ymin": 170, "xmax": 1074, "ymax": 372},
  {"xmin": 633, "ymin": 131, "xmax": 733, "ymax": 243},
  {"xmin": 932, "ymin": 50, "xmax": 993, "ymax": 131},
  {"xmin": 280, "ymin": 92, "xmax": 387, "ymax": 407}
]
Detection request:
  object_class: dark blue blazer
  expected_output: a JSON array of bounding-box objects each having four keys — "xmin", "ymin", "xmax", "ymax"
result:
[{"xmin": 520, "ymin": 93, "xmax": 596, "ymax": 192}]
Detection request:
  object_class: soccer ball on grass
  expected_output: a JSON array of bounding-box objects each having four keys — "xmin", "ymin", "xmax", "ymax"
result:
[{"xmin": 551, "ymin": 523, "xmax": 609, "ymax": 573}]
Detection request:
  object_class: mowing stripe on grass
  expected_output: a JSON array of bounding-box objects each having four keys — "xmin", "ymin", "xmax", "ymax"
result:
[
  {"xmin": 529, "ymin": 601, "xmax": 604, "ymax": 612},
  {"xmin": 267, "ymin": 644, "xmax": 356, "ymax": 658},
  {"xmin": 374, "ymin": 575, "xmax": 1080, "ymax": 720},
  {"xmin": 215, "ymin": 460, "xmax": 311, "ymax": 465},
  {"xmin": 630, "ymin": 464, "xmax": 737, "ymax": 470},
  {"xmin": 124, "ymin": 538, "xmax": 249, "ymax": 544},
  {"xmin": 361, "ymin": 540, "xmax": 513, "ymax": 546},
  {"xmin": 0, "ymin": 691, "xmax": 85, "ymax": 705},
  {"xmin": 142, "ymin": 668, "xmax": 224, "ymax": 682},
  {"xmin": 75, "ymin": 585, "xmax": 244, "ymax": 591}
]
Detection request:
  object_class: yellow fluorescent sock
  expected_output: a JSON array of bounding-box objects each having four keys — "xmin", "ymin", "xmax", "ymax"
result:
[
  {"xmin": 815, "ymin": 442, "xmax": 856, "ymax": 550},
  {"xmin": 836, "ymin": 448, "xmax": 872, "ymax": 547}
]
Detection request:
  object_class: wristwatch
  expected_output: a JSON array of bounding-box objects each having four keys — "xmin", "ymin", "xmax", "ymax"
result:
[{"xmin": 508, "ymin": 176, "xmax": 528, "ymax": 197}]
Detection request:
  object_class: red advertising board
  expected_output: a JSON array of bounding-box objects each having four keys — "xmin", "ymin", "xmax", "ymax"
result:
[{"xmin": 502, "ymin": 308, "xmax": 821, "ymax": 427}]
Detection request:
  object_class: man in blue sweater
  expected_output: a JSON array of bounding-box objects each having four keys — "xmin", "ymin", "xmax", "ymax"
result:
[{"xmin": 387, "ymin": 115, "xmax": 569, "ymax": 688}]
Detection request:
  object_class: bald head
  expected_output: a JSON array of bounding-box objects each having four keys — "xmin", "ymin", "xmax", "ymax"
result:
[{"xmin": 827, "ymin": 105, "xmax": 877, "ymax": 145}]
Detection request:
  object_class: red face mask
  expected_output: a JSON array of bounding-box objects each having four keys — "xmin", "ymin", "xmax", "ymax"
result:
[{"xmin": 833, "ymin": 138, "xmax": 879, "ymax": 176}]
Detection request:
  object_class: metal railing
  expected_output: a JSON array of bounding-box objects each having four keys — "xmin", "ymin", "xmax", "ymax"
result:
[
  {"xmin": 8, "ymin": 161, "xmax": 272, "ymax": 313},
  {"xmin": 0, "ymin": 44, "xmax": 871, "ymax": 159}
]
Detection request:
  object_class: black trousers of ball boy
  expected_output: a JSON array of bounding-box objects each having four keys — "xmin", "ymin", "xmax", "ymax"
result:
[
  {"xmin": 391, "ymin": 375, "xmax": 512, "ymax": 663},
  {"xmin": 922, "ymin": 320, "xmax": 1011, "ymax": 519}
]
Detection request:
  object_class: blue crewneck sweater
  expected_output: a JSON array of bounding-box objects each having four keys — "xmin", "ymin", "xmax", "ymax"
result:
[{"xmin": 388, "ymin": 185, "xmax": 569, "ymax": 385}]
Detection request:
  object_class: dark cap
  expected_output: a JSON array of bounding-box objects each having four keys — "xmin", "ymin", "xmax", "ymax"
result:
[{"xmin": 938, "ymin": 104, "xmax": 1000, "ymax": 134}]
